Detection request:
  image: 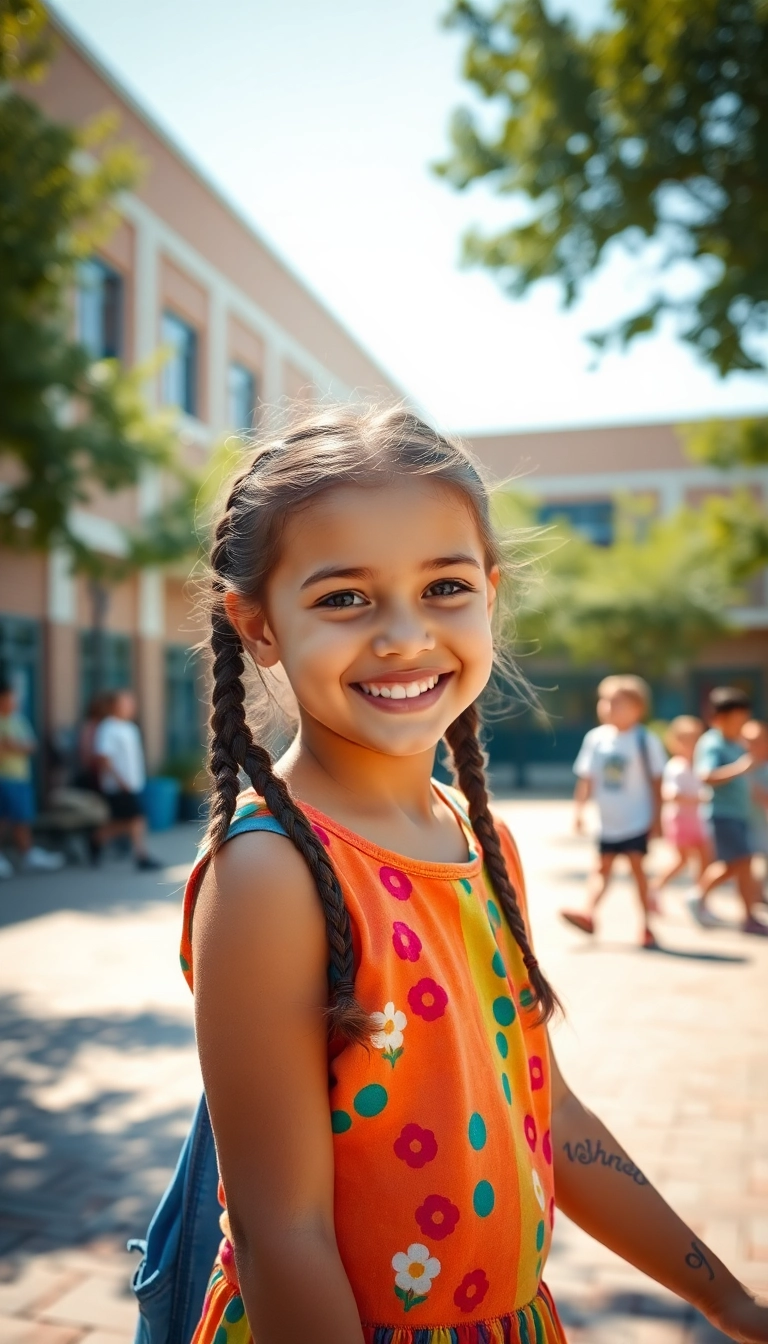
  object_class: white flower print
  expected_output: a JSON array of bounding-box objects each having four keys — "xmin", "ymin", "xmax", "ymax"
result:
[
  {"xmin": 392, "ymin": 1242, "xmax": 441, "ymax": 1312},
  {"xmin": 371, "ymin": 1001, "xmax": 407, "ymax": 1067},
  {"xmin": 532, "ymin": 1167, "xmax": 546, "ymax": 1211}
]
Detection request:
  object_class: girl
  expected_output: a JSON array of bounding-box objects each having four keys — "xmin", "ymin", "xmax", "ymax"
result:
[
  {"xmin": 651, "ymin": 716, "xmax": 712, "ymax": 904},
  {"xmin": 184, "ymin": 406, "xmax": 767, "ymax": 1344}
]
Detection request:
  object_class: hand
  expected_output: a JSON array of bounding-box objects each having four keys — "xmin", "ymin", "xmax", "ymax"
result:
[{"xmin": 707, "ymin": 1288, "xmax": 768, "ymax": 1342}]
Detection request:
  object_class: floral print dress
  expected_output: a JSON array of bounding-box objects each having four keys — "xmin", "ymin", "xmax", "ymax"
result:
[{"xmin": 180, "ymin": 785, "xmax": 567, "ymax": 1344}]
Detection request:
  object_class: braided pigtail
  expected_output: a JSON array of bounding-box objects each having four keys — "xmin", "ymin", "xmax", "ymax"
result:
[
  {"xmin": 205, "ymin": 501, "xmax": 370, "ymax": 1047},
  {"xmin": 445, "ymin": 704, "xmax": 561, "ymax": 1024}
]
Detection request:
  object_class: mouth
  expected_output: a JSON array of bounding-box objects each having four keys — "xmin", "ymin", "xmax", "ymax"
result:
[{"xmin": 351, "ymin": 672, "xmax": 452, "ymax": 712}]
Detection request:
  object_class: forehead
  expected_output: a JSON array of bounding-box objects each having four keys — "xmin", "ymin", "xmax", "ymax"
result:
[{"xmin": 276, "ymin": 478, "xmax": 486, "ymax": 577}]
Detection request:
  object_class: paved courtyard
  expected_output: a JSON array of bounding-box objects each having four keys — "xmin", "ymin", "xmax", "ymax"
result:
[{"xmin": 0, "ymin": 798, "xmax": 766, "ymax": 1343}]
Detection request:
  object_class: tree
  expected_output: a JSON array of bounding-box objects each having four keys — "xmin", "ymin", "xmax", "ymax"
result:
[
  {"xmin": 0, "ymin": 0, "xmax": 195, "ymax": 574},
  {"xmin": 438, "ymin": 0, "xmax": 768, "ymax": 375},
  {"xmin": 497, "ymin": 493, "xmax": 735, "ymax": 678}
]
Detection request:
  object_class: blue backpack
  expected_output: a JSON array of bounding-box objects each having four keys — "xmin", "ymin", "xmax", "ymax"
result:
[{"xmin": 129, "ymin": 810, "xmax": 289, "ymax": 1344}]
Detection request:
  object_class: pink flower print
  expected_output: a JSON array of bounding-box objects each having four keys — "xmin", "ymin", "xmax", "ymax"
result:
[
  {"xmin": 408, "ymin": 977, "xmax": 448, "ymax": 1022},
  {"xmin": 311, "ymin": 823, "xmax": 330, "ymax": 846},
  {"xmin": 392, "ymin": 921, "xmax": 422, "ymax": 963},
  {"xmin": 415, "ymin": 1193, "xmax": 460, "ymax": 1241},
  {"xmin": 529, "ymin": 1055, "xmax": 544, "ymax": 1091},
  {"xmin": 524, "ymin": 1114, "xmax": 537, "ymax": 1152},
  {"xmin": 542, "ymin": 1129, "xmax": 552, "ymax": 1165},
  {"xmin": 394, "ymin": 1123, "xmax": 438, "ymax": 1168},
  {"xmin": 380, "ymin": 865, "xmax": 413, "ymax": 900},
  {"xmin": 453, "ymin": 1268, "xmax": 489, "ymax": 1313}
]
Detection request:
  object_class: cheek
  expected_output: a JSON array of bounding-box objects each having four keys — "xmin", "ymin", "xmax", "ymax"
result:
[{"xmin": 280, "ymin": 618, "xmax": 359, "ymax": 690}]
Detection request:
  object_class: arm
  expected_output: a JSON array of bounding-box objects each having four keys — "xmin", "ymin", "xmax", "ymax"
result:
[
  {"xmin": 649, "ymin": 775, "xmax": 663, "ymax": 837},
  {"xmin": 573, "ymin": 776, "xmax": 591, "ymax": 833},
  {"xmin": 699, "ymin": 754, "xmax": 754, "ymax": 788},
  {"xmin": 93, "ymin": 752, "xmax": 129, "ymax": 792},
  {"xmin": 192, "ymin": 833, "xmax": 365, "ymax": 1344},
  {"xmin": 550, "ymin": 1046, "xmax": 768, "ymax": 1341}
]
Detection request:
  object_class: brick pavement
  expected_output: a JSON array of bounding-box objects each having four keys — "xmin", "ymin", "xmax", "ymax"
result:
[{"xmin": 0, "ymin": 800, "xmax": 766, "ymax": 1342}]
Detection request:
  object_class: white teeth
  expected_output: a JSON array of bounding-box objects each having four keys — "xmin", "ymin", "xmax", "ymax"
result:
[{"xmin": 358, "ymin": 675, "xmax": 441, "ymax": 698}]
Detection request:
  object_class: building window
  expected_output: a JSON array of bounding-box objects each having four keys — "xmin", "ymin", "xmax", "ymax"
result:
[
  {"xmin": 77, "ymin": 258, "xmax": 123, "ymax": 359},
  {"xmin": 538, "ymin": 499, "xmax": 614, "ymax": 547},
  {"xmin": 161, "ymin": 311, "xmax": 198, "ymax": 416},
  {"xmin": 165, "ymin": 645, "xmax": 204, "ymax": 762},
  {"xmin": 227, "ymin": 362, "xmax": 256, "ymax": 431},
  {"xmin": 79, "ymin": 631, "xmax": 134, "ymax": 712}
]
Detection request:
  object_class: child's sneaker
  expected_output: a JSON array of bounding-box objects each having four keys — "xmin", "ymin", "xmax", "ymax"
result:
[
  {"xmin": 0, "ymin": 853, "xmax": 14, "ymax": 879},
  {"xmin": 742, "ymin": 915, "xmax": 768, "ymax": 937},
  {"xmin": 22, "ymin": 846, "xmax": 65, "ymax": 872},
  {"xmin": 560, "ymin": 909, "xmax": 595, "ymax": 935},
  {"xmin": 686, "ymin": 894, "xmax": 720, "ymax": 928}
]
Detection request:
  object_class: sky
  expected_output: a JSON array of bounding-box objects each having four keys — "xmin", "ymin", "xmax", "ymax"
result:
[{"xmin": 53, "ymin": 0, "xmax": 768, "ymax": 433}]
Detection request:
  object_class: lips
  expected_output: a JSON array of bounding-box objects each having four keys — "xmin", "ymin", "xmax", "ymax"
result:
[{"xmin": 351, "ymin": 672, "xmax": 451, "ymax": 712}]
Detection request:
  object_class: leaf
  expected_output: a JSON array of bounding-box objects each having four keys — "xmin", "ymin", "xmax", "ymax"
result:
[{"xmin": 384, "ymin": 1047, "xmax": 404, "ymax": 1068}]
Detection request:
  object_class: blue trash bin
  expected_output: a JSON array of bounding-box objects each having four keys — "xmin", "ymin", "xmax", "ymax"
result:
[{"xmin": 143, "ymin": 777, "xmax": 181, "ymax": 832}]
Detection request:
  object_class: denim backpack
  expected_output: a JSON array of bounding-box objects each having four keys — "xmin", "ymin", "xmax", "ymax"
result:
[{"xmin": 129, "ymin": 811, "xmax": 289, "ymax": 1344}]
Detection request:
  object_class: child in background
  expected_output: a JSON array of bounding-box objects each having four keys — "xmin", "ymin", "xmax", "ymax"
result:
[
  {"xmin": 651, "ymin": 716, "xmax": 711, "ymax": 902},
  {"xmin": 0, "ymin": 681, "xmax": 64, "ymax": 877},
  {"xmin": 180, "ymin": 406, "xmax": 768, "ymax": 1344},
  {"xmin": 742, "ymin": 720, "xmax": 768, "ymax": 903},
  {"xmin": 93, "ymin": 690, "xmax": 160, "ymax": 870},
  {"xmin": 560, "ymin": 674, "xmax": 666, "ymax": 949},
  {"xmin": 692, "ymin": 688, "xmax": 768, "ymax": 935}
]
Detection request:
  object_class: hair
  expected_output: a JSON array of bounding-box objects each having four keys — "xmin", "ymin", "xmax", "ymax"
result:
[
  {"xmin": 664, "ymin": 714, "xmax": 704, "ymax": 754},
  {"xmin": 597, "ymin": 673, "xmax": 651, "ymax": 714},
  {"xmin": 708, "ymin": 685, "xmax": 752, "ymax": 717},
  {"xmin": 202, "ymin": 402, "xmax": 560, "ymax": 1040}
]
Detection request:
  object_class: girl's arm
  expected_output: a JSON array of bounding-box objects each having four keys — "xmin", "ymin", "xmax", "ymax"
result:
[
  {"xmin": 573, "ymin": 776, "xmax": 591, "ymax": 833},
  {"xmin": 192, "ymin": 833, "xmax": 365, "ymax": 1344},
  {"xmin": 551, "ymin": 1047, "xmax": 768, "ymax": 1342}
]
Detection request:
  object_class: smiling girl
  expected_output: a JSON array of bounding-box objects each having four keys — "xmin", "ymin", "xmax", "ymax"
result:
[{"xmin": 184, "ymin": 405, "xmax": 767, "ymax": 1344}]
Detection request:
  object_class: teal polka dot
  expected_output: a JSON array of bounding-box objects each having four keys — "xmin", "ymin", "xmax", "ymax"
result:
[
  {"xmin": 487, "ymin": 899, "xmax": 501, "ymax": 929},
  {"xmin": 536, "ymin": 1219, "xmax": 545, "ymax": 1251},
  {"xmin": 520, "ymin": 985, "xmax": 534, "ymax": 1008},
  {"xmin": 495, "ymin": 1030, "xmax": 509, "ymax": 1059},
  {"xmin": 501, "ymin": 1072, "xmax": 512, "ymax": 1104},
  {"xmin": 353, "ymin": 1083, "xmax": 388, "ymax": 1118},
  {"xmin": 491, "ymin": 948, "xmax": 506, "ymax": 977},
  {"xmin": 214, "ymin": 1329, "xmax": 228, "ymax": 1344},
  {"xmin": 459, "ymin": 877, "xmax": 472, "ymax": 893},
  {"xmin": 493, "ymin": 996, "xmax": 516, "ymax": 1026},
  {"xmin": 468, "ymin": 1112, "xmax": 487, "ymax": 1150},
  {"xmin": 535, "ymin": 1256, "xmax": 542, "ymax": 1278},
  {"xmin": 473, "ymin": 1179, "xmax": 495, "ymax": 1217},
  {"xmin": 331, "ymin": 1109, "xmax": 352, "ymax": 1133},
  {"xmin": 225, "ymin": 1297, "xmax": 245, "ymax": 1323},
  {"xmin": 179, "ymin": 954, "xmax": 189, "ymax": 973}
]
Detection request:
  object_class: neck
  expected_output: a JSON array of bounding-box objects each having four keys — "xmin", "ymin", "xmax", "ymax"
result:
[{"xmin": 277, "ymin": 713, "xmax": 439, "ymax": 825}]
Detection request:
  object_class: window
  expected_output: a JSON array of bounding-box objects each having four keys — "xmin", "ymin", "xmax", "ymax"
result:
[
  {"xmin": 227, "ymin": 362, "xmax": 256, "ymax": 431},
  {"xmin": 161, "ymin": 311, "xmax": 198, "ymax": 416},
  {"xmin": 77, "ymin": 258, "xmax": 123, "ymax": 359},
  {"xmin": 79, "ymin": 632, "xmax": 133, "ymax": 711},
  {"xmin": 538, "ymin": 499, "xmax": 614, "ymax": 547},
  {"xmin": 165, "ymin": 646, "xmax": 205, "ymax": 760}
]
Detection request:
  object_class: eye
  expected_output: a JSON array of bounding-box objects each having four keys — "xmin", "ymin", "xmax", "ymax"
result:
[
  {"xmin": 424, "ymin": 579, "xmax": 473, "ymax": 598},
  {"xmin": 316, "ymin": 590, "xmax": 368, "ymax": 609}
]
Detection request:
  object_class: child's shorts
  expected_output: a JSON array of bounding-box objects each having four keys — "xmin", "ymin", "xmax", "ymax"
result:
[
  {"xmin": 712, "ymin": 816, "xmax": 752, "ymax": 864},
  {"xmin": 0, "ymin": 778, "xmax": 35, "ymax": 824},
  {"xmin": 599, "ymin": 831, "xmax": 648, "ymax": 855},
  {"xmin": 662, "ymin": 810, "xmax": 707, "ymax": 851}
]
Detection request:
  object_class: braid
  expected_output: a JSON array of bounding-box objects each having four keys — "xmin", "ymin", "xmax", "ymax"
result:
[
  {"xmin": 205, "ymin": 498, "xmax": 370, "ymax": 1047},
  {"xmin": 445, "ymin": 704, "xmax": 561, "ymax": 1024}
]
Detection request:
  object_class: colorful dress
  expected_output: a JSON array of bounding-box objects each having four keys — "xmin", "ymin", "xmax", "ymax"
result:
[{"xmin": 180, "ymin": 784, "xmax": 567, "ymax": 1344}]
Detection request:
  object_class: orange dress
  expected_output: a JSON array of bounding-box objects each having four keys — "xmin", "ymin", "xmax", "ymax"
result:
[{"xmin": 180, "ymin": 785, "xmax": 567, "ymax": 1344}]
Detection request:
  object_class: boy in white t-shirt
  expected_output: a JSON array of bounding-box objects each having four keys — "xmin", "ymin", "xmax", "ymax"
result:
[
  {"xmin": 93, "ymin": 690, "xmax": 160, "ymax": 870},
  {"xmin": 561, "ymin": 674, "xmax": 666, "ymax": 948}
]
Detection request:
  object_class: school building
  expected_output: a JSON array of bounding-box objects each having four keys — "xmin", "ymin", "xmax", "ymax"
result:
[
  {"xmin": 1, "ymin": 11, "xmax": 397, "ymax": 781},
  {"xmin": 2, "ymin": 14, "xmax": 767, "ymax": 792},
  {"xmin": 467, "ymin": 423, "xmax": 768, "ymax": 781}
]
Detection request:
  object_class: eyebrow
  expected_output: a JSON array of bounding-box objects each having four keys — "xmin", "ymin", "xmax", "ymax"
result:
[{"xmin": 300, "ymin": 553, "xmax": 482, "ymax": 590}]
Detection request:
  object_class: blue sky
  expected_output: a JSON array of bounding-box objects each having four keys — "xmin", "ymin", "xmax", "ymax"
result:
[{"xmin": 53, "ymin": 0, "xmax": 768, "ymax": 432}]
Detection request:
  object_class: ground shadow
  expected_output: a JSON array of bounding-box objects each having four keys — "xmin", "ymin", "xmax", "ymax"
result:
[
  {"xmin": 566, "ymin": 941, "xmax": 748, "ymax": 965},
  {"xmin": 0, "ymin": 992, "xmax": 197, "ymax": 1262}
]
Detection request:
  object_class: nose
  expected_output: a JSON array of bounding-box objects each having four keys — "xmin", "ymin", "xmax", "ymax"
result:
[{"xmin": 371, "ymin": 599, "xmax": 436, "ymax": 659}]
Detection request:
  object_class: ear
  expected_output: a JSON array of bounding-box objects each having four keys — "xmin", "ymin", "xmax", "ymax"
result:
[
  {"xmin": 224, "ymin": 592, "xmax": 281, "ymax": 669},
  {"xmin": 486, "ymin": 565, "xmax": 500, "ymax": 618}
]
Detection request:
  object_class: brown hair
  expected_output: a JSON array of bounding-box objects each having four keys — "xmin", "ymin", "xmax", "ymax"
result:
[
  {"xmin": 203, "ymin": 403, "xmax": 559, "ymax": 1040},
  {"xmin": 597, "ymin": 673, "xmax": 651, "ymax": 714},
  {"xmin": 664, "ymin": 715, "xmax": 704, "ymax": 754}
]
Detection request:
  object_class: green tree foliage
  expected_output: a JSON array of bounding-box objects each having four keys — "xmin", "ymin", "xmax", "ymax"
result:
[
  {"xmin": 439, "ymin": 0, "xmax": 768, "ymax": 375},
  {"xmin": 498, "ymin": 493, "xmax": 734, "ymax": 677},
  {"xmin": 0, "ymin": 0, "xmax": 195, "ymax": 574}
]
